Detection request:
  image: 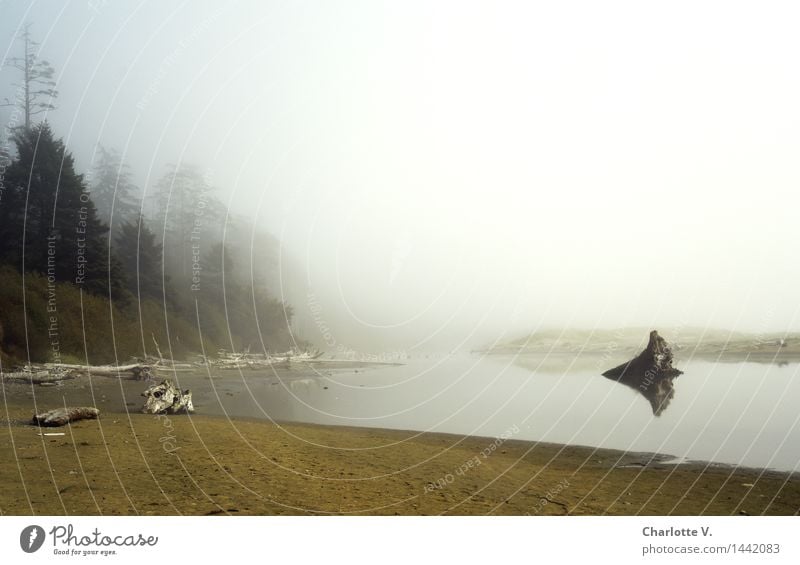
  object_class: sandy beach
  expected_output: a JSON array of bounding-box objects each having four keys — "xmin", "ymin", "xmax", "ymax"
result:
[{"xmin": 1, "ymin": 373, "xmax": 798, "ymax": 516}]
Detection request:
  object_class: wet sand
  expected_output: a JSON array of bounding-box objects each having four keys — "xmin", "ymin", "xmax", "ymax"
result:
[{"xmin": 1, "ymin": 374, "xmax": 799, "ymax": 516}]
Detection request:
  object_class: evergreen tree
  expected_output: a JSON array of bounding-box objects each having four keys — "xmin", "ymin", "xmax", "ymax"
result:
[
  {"xmin": 149, "ymin": 164, "xmax": 226, "ymax": 290},
  {"xmin": 1, "ymin": 23, "xmax": 58, "ymax": 130},
  {"xmin": 89, "ymin": 145, "xmax": 141, "ymax": 232},
  {"xmin": 115, "ymin": 216, "xmax": 164, "ymax": 301},
  {"xmin": 0, "ymin": 135, "xmax": 24, "ymax": 266},
  {"xmin": 197, "ymin": 241, "xmax": 293, "ymax": 352},
  {"xmin": 201, "ymin": 242, "xmax": 233, "ymax": 295},
  {"xmin": 1, "ymin": 123, "xmax": 124, "ymax": 297}
]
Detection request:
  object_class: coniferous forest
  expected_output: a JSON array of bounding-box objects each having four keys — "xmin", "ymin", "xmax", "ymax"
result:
[{"xmin": 0, "ymin": 29, "xmax": 294, "ymax": 366}]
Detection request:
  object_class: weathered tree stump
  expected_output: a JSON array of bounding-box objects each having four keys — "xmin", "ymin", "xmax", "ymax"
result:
[{"xmin": 602, "ymin": 330, "xmax": 683, "ymax": 416}]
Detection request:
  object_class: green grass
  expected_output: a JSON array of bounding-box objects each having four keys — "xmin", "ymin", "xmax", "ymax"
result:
[{"xmin": 0, "ymin": 266, "xmax": 295, "ymax": 366}]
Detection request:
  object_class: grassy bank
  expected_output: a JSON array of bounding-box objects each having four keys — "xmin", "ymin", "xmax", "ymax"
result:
[{"xmin": 0, "ymin": 266, "xmax": 293, "ymax": 367}]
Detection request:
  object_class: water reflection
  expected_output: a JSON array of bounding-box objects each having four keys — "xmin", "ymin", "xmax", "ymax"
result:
[
  {"xmin": 601, "ymin": 330, "xmax": 684, "ymax": 416},
  {"xmin": 601, "ymin": 370, "xmax": 681, "ymax": 416},
  {"xmin": 69, "ymin": 353, "xmax": 797, "ymax": 471}
]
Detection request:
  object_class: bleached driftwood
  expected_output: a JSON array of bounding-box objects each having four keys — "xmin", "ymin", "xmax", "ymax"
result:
[
  {"xmin": 199, "ymin": 349, "xmax": 324, "ymax": 370},
  {"xmin": 151, "ymin": 362, "xmax": 195, "ymax": 373},
  {"xmin": 2, "ymin": 361, "xmax": 153, "ymax": 385},
  {"xmin": 32, "ymin": 407, "xmax": 100, "ymax": 427},
  {"xmin": 141, "ymin": 379, "xmax": 194, "ymax": 414},
  {"xmin": 44, "ymin": 363, "xmax": 153, "ymax": 380},
  {"xmin": 151, "ymin": 333, "xmax": 165, "ymax": 364},
  {"xmin": 1, "ymin": 370, "xmax": 74, "ymax": 385}
]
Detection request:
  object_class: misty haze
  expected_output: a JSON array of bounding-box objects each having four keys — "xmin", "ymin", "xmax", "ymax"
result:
[{"xmin": 1, "ymin": 1, "xmax": 799, "ymax": 518}]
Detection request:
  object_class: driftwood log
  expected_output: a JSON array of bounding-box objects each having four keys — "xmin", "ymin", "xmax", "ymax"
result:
[
  {"xmin": 32, "ymin": 407, "xmax": 100, "ymax": 427},
  {"xmin": 45, "ymin": 363, "xmax": 153, "ymax": 380},
  {"xmin": 2, "ymin": 363, "xmax": 152, "ymax": 385},
  {"xmin": 1, "ymin": 370, "xmax": 75, "ymax": 385},
  {"xmin": 141, "ymin": 380, "xmax": 194, "ymax": 415},
  {"xmin": 199, "ymin": 349, "xmax": 324, "ymax": 370},
  {"xmin": 602, "ymin": 330, "xmax": 683, "ymax": 416}
]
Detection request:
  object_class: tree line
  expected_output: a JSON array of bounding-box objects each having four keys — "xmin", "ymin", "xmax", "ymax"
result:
[{"xmin": 0, "ymin": 25, "xmax": 295, "ymax": 365}]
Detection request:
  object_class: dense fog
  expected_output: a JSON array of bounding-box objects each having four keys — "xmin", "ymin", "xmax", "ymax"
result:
[{"xmin": 3, "ymin": 1, "xmax": 799, "ymax": 356}]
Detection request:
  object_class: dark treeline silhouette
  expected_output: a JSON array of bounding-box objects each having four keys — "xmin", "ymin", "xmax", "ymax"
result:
[
  {"xmin": 0, "ymin": 122, "xmax": 296, "ymax": 365},
  {"xmin": 0, "ymin": 124, "xmax": 120, "ymax": 296},
  {"xmin": 0, "ymin": 25, "xmax": 295, "ymax": 366}
]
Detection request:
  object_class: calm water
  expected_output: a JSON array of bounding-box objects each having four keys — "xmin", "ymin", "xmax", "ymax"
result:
[{"xmin": 182, "ymin": 354, "xmax": 800, "ymax": 472}]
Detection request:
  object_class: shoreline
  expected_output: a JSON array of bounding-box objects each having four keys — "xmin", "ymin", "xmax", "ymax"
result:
[
  {"xmin": 2, "ymin": 357, "xmax": 799, "ymax": 516},
  {"xmin": 2, "ymin": 398, "xmax": 798, "ymax": 515},
  {"xmin": 482, "ymin": 348, "xmax": 800, "ymax": 363}
]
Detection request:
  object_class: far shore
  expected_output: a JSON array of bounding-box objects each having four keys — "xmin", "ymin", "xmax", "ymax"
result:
[{"xmin": 478, "ymin": 327, "xmax": 800, "ymax": 365}]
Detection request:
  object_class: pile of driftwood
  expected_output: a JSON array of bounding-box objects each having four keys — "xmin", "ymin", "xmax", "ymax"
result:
[
  {"xmin": 29, "ymin": 378, "xmax": 194, "ymax": 427},
  {"xmin": 2, "ymin": 335, "xmax": 201, "ymax": 385},
  {"xmin": 0, "ymin": 350, "xmax": 324, "ymax": 385},
  {"xmin": 2, "ymin": 333, "xmax": 324, "ymax": 385},
  {"xmin": 197, "ymin": 349, "xmax": 324, "ymax": 370},
  {"xmin": 1, "ymin": 362, "xmax": 154, "ymax": 386}
]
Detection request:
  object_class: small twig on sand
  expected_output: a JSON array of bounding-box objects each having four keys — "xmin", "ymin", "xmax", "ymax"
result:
[
  {"xmin": 542, "ymin": 496, "xmax": 570, "ymax": 515},
  {"xmin": 151, "ymin": 333, "xmax": 164, "ymax": 363}
]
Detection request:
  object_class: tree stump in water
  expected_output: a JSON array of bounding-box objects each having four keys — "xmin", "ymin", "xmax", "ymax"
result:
[{"xmin": 602, "ymin": 330, "xmax": 683, "ymax": 416}]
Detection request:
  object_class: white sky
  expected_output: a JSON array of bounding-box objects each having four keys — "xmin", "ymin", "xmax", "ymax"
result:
[{"xmin": 2, "ymin": 1, "xmax": 799, "ymax": 350}]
